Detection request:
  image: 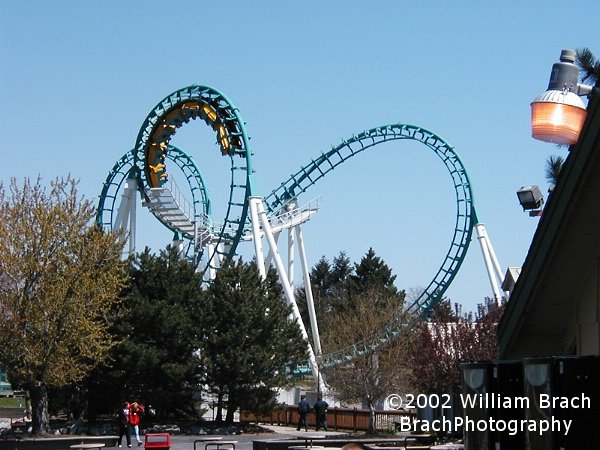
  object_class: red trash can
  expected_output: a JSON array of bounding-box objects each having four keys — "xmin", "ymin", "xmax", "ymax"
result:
[{"xmin": 144, "ymin": 433, "xmax": 171, "ymax": 449}]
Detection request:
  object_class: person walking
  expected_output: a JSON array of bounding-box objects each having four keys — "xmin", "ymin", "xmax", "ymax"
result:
[
  {"xmin": 313, "ymin": 396, "xmax": 329, "ymax": 431},
  {"xmin": 296, "ymin": 394, "xmax": 310, "ymax": 431},
  {"xmin": 129, "ymin": 402, "xmax": 145, "ymax": 446},
  {"xmin": 117, "ymin": 402, "xmax": 132, "ymax": 448}
]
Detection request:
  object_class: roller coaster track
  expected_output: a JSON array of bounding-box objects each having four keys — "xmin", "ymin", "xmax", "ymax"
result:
[
  {"xmin": 132, "ymin": 85, "xmax": 255, "ymax": 275},
  {"xmin": 263, "ymin": 123, "xmax": 477, "ymax": 368},
  {"xmin": 96, "ymin": 145, "xmax": 211, "ymax": 260},
  {"xmin": 98, "ymin": 84, "xmax": 489, "ymax": 372}
]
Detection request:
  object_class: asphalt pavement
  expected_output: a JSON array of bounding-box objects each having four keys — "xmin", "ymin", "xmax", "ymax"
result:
[{"xmin": 161, "ymin": 425, "xmax": 349, "ymax": 450}]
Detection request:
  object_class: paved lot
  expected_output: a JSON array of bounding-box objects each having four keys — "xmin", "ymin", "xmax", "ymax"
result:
[
  {"xmin": 0, "ymin": 422, "xmax": 350, "ymax": 450},
  {"xmin": 146, "ymin": 425, "xmax": 349, "ymax": 450},
  {"xmin": 149, "ymin": 433, "xmax": 266, "ymax": 450}
]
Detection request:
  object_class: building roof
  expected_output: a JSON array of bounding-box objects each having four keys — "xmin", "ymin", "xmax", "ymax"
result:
[{"xmin": 498, "ymin": 88, "xmax": 600, "ymax": 358}]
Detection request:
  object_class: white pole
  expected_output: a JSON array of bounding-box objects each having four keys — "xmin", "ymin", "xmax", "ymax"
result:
[
  {"xmin": 480, "ymin": 225, "xmax": 504, "ymax": 284},
  {"xmin": 265, "ymin": 230, "xmax": 281, "ymax": 271},
  {"xmin": 288, "ymin": 228, "xmax": 295, "ymax": 285},
  {"xmin": 249, "ymin": 197, "xmax": 267, "ymax": 279},
  {"xmin": 253, "ymin": 197, "xmax": 326, "ymax": 394},
  {"xmin": 207, "ymin": 242, "xmax": 217, "ymax": 281},
  {"xmin": 296, "ymin": 225, "xmax": 322, "ymax": 356},
  {"xmin": 114, "ymin": 186, "xmax": 130, "ymax": 232},
  {"xmin": 216, "ymin": 242, "xmax": 225, "ymax": 267},
  {"xmin": 114, "ymin": 177, "xmax": 137, "ymax": 256},
  {"xmin": 129, "ymin": 184, "xmax": 137, "ymax": 256},
  {"xmin": 475, "ymin": 223, "xmax": 503, "ymax": 306}
]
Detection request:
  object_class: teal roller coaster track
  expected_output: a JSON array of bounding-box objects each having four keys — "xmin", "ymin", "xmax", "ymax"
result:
[
  {"xmin": 263, "ymin": 123, "xmax": 477, "ymax": 368},
  {"xmin": 98, "ymin": 86, "xmax": 500, "ymax": 372},
  {"xmin": 132, "ymin": 85, "xmax": 255, "ymax": 275}
]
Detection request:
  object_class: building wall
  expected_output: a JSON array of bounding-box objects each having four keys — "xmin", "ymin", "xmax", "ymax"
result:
[{"xmin": 577, "ymin": 259, "xmax": 600, "ymax": 354}]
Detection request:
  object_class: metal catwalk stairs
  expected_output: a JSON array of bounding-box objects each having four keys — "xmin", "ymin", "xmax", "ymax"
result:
[{"xmin": 143, "ymin": 180, "xmax": 196, "ymax": 238}]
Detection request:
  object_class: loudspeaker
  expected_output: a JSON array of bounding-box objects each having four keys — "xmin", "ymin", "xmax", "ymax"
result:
[{"xmin": 523, "ymin": 356, "xmax": 600, "ymax": 450}]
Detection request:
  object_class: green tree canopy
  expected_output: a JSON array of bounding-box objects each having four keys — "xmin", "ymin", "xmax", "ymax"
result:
[
  {"xmin": 576, "ymin": 47, "xmax": 600, "ymax": 87},
  {"xmin": 86, "ymin": 247, "xmax": 206, "ymax": 419},
  {"xmin": 296, "ymin": 252, "xmax": 352, "ymax": 330},
  {"xmin": 297, "ymin": 249, "xmax": 405, "ymax": 335},
  {"xmin": 201, "ymin": 261, "xmax": 307, "ymax": 423},
  {"xmin": 348, "ymin": 247, "xmax": 398, "ymax": 298},
  {"xmin": 0, "ymin": 176, "xmax": 127, "ymax": 434},
  {"xmin": 545, "ymin": 155, "xmax": 565, "ymax": 188}
]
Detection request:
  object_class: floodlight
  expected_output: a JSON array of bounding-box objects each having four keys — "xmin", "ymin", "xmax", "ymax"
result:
[{"xmin": 517, "ymin": 185, "xmax": 544, "ymax": 211}]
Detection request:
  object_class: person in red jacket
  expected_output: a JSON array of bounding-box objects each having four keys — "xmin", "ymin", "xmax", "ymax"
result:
[{"xmin": 129, "ymin": 402, "xmax": 145, "ymax": 446}]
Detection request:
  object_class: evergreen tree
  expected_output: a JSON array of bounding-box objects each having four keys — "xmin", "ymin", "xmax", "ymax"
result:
[
  {"xmin": 315, "ymin": 250, "xmax": 411, "ymax": 433},
  {"xmin": 309, "ymin": 256, "xmax": 333, "ymax": 297},
  {"xmin": 330, "ymin": 252, "xmax": 353, "ymax": 292},
  {"xmin": 346, "ymin": 248, "xmax": 404, "ymax": 310},
  {"xmin": 296, "ymin": 252, "xmax": 352, "ymax": 332},
  {"xmin": 326, "ymin": 252, "xmax": 354, "ymax": 312},
  {"xmin": 87, "ymin": 247, "xmax": 205, "ymax": 419},
  {"xmin": 576, "ymin": 47, "xmax": 600, "ymax": 87},
  {"xmin": 295, "ymin": 256, "xmax": 331, "ymax": 324},
  {"xmin": 545, "ymin": 155, "xmax": 565, "ymax": 189},
  {"xmin": 349, "ymin": 248, "xmax": 397, "ymax": 293},
  {"xmin": 201, "ymin": 262, "xmax": 307, "ymax": 423}
]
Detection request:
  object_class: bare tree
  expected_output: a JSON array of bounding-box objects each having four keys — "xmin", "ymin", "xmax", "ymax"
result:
[{"xmin": 323, "ymin": 288, "xmax": 412, "ymax": 434}]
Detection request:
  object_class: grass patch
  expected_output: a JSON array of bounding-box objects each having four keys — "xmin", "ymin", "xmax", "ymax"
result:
[{"xmin": 0, "ymin": 397, "xmax": 23, "ymax": 408}]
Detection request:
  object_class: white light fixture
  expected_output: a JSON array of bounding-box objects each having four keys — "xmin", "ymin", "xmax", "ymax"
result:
[{"xmin": 531, "ymin": 49, "xmax": 593, "ymax": 145}]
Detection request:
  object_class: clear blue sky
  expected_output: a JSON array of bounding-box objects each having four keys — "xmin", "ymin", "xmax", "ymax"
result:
[{"xmin": 2, "ymin": 1, "xmax": 599, "ymax": 313}]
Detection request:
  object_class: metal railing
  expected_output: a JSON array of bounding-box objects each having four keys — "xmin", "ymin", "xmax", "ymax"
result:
[
  {"xmin": 167, "ymin": 178, "xmax": 194, "ymax": 222},
  {"xmin": 270, "ymin": 196, "xmax": 321, "ymax": 227}
]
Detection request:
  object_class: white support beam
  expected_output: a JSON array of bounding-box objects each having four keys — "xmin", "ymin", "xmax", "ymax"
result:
[
  {"xmin": 475, "ymin": 223, "xmax": 504, "ymax": 306},
  {"xmin": 296, "ymin": 225, "xmax": 322, "ymax": 356},
  {"xmin": 249, "ymin": 197, "xmax": 267, "ymax": 279},
  {"xmin": 288, "ymin": 229, "xmax": 295, "ymax": 285},
  {"xmin": 249, "ymin": 196, "xmax": 326, "ymax": 394},
  {"xmin": 114, "ymin": 176, "xmax": 138, "ymax": 257},
  {"xmin": 265, "ymin": 230, "xmax": 281, "ymax": 271}
]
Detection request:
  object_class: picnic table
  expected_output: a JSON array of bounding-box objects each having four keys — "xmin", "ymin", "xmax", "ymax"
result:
[
  {"xmin": 202, "ymin": 439, "xmax": 238, "ymax": 450},
  {"xmin": 194, "ymin": 436, "xmax": 224, "ymax": 450},
  {"xmin": 69, "ymin": 444, "xmax": 106, "ymax": 450},
  {"xmin": 299, "ymin": 434, "xmax": 326, "ymax": 447}
]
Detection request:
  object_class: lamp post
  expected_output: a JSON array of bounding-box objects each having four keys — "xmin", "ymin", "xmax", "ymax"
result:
[{"xmin": 531, "ymin": 49, "xmax": 593, "ymax": 145}]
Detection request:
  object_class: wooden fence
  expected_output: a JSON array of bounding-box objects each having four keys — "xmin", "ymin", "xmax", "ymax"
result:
[{"xmin": 240, "ymin": 406, "xmax": 415, "ymax": 432}]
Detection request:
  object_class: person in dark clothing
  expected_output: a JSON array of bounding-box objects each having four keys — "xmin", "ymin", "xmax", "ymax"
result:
[
  {"xmin": 117, "ymin": 402, "xmax": 132, "ymax": 448},
  {"xmin": 313, "ymin": 396, "xmax": 329, "ymax": 431},
  {"xmin": 296, "ymin": 394, "xmax": 310, "ymax": 431}
]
